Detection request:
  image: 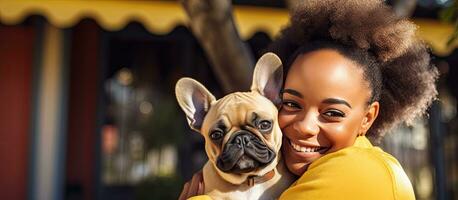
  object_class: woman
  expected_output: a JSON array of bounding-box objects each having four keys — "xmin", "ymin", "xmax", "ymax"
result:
[{"xmin": 180, "ymin": 0, "xmax": 438, "ymax": 199}]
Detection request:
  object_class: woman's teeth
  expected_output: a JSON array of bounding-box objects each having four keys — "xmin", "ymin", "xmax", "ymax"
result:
[{"xmin": 290, "ymin": 141, "xmax": 322, "ymax": 153}]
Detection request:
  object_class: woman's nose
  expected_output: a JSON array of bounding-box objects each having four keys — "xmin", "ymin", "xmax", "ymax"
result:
[{"xmin": 293, "ymin": 112, "xmax": 319, "ymax": 137}]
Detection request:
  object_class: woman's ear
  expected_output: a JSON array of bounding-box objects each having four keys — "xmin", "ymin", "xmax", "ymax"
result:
[{"xmin": 359, "ymin": 101, "xmax": 380, "ymax": 136}]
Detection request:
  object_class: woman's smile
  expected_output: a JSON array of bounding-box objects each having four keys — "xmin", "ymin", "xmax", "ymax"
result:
[
  {"xmin": 287, "ymin": 137, "xmax": 330, "ymax": 154},
  {"xmin": 282, "ymin": 136, "xmax": 331, "ymax": 168}
]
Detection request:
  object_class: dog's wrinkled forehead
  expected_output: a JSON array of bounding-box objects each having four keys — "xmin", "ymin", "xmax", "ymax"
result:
[{"xmin": 203, "ymin": 92, "xmax": 277, "ymax": 129}]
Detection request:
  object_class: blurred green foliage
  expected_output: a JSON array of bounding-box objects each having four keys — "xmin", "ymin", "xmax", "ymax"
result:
[
  {"xmin": 135, "ymin": 175, "xmax": 184, "ymax": 200},
  {"xmin": 139, "ymin": 95, "xmax": 185, "ymax": 150},
  {"xmin": 440, "ymin": 0, "xmax": 458, "ymax": 46}
]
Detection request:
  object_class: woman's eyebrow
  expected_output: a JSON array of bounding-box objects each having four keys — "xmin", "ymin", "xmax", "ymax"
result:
[
  {"xmin": 322, "ymin": 98, "xmax": 352, "ymax": 108},
  {"xmin": 282, "ymin": 89, "xmax": 303, "ymax": 98}
]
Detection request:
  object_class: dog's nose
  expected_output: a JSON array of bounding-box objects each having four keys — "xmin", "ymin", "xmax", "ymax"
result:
[{"xmin": 233, "ymin": 133, "xmax": 253, "ymax": 148}]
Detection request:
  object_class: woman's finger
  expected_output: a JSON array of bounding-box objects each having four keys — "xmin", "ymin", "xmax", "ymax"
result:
[
  {"xmin": 197, "ymin": 181, "xmax": 204, "ymax": 195},
  {"xmin": 178, "ymin": 182, "xmax": 190, "ymax": 200},
  {"xmin": 189, "ymin": 172, "xmax": 203, "ymax": 196},
  {"xmin": 195, "ymin": 171, "xmax": 204, "ymax": 195}
]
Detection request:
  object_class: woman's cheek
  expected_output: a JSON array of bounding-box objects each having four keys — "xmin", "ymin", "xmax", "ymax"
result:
[
  {"xmin": 278, "ymin": 112, "xmax": 295, "ymax": 129},
  {"xmin": 320, "ymin": 124, "xmax": 355, "ymax": 152}
]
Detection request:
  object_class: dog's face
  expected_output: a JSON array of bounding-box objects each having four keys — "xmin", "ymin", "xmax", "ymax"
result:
[{"xmin": 175, "ymin": 53, "xmax": 283, "ymax": 184}]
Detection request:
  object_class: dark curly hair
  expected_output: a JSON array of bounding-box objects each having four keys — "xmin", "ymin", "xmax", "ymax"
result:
[{"xmin": 267, "ymin": 0, "xmax": 438, "ymax": 141}]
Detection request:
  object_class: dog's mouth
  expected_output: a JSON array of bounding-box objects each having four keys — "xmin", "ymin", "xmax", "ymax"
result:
[{"xmin": 216, "ymin": 131, "xmax": 275, "ymax": 173}]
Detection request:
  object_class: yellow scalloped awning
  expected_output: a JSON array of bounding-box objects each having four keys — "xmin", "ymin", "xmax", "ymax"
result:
[{"xmin": 0, "ymin": 0, "xmax": 456, "ymax": 56}]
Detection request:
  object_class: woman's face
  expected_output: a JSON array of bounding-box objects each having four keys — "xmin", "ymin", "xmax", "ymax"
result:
[{"xmin": 279, "ymin": 49, "xmax": 379, "ymax": 176}]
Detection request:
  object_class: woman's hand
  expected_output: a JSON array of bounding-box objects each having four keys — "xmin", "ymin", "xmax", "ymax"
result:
[{"xmin": 178, "ymin": 170, "xmax": 205, "ymax": 200}]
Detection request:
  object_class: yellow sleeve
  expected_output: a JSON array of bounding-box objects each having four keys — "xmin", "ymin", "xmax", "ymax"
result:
[
  {"xmin": 188, "ymin": 195, "xmax": 213, "ymax": 200},
  {"xmin": 279, "ymin": 147, "xmax": 415, "ymax": 200}
]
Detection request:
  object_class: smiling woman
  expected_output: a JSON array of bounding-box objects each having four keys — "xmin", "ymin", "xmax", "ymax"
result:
[
  {"xmin": 266, "ymin": 0, "xmax": 438, "ymax": 199},
  {"xmin": 279, "ymin": 47, "xmax": 380, "ymax": 176}
]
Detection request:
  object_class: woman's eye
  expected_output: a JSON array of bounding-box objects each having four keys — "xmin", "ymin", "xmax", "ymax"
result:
[
  {"xmin": 210, "ymin": 130, "xmax": 223, "ymax": 140},
  {"xmin": 282, "ymin": 101, "xmax": 300, "ymax": 110},
  {"xmin": 323, "ymin": 110, "xmax": 345, "ymax": 118}
]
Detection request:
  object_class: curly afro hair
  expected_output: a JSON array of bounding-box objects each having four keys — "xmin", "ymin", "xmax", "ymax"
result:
[{"xmin": 267, "ymin": 0, "xmax": 438, "ymax": 141}]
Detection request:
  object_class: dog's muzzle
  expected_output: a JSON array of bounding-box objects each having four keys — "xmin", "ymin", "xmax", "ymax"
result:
[{"xmin": 216, "ymin": 130, "xmax": 275, "ymax": 173}]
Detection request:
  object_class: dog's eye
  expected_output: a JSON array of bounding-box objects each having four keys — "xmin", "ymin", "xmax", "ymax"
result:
[
  {"xmin": 210, "ymin": 130, "xmax": 224, "ymax": 140},
  {"xmin": 257, "ymin": 120, "xmax": 272, "ymax": 131}
]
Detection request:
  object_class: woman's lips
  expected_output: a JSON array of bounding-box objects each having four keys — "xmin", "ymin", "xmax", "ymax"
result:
[{"xmin": 287, "ymin": 138, "xmax": 330, "ymax": 155}]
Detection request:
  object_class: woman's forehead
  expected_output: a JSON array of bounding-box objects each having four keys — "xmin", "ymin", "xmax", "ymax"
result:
[
  {"xmin": 284, "ymin": 49, "xmax": 370, "ymax": 103},
  {"xmin": 290, "ymin": 49, "xmax": 359, "ymax": 72}
]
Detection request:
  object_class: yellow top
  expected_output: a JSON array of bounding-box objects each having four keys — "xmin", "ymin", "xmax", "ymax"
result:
[
  {"xmin": 279, "ymin": 136, "xmax": 415, "ymax": 200},
  {"xmin": 189, "ymin": 136, "xmax": 415, "ymax": 200}
]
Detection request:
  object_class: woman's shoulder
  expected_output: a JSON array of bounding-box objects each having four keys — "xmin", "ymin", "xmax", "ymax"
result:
[
  {"xmin": 280, "ymin": 143, "xmax": 415, "ymax": 200},
  {"xmin": 309, "ymin": 143, "xmax": 404, "ymax": 176}
]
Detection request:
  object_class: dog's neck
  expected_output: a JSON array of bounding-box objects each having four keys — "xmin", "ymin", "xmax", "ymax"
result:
[{"xmin": 244, "ymin": 169, "xmax": 276, "ymax": 187}]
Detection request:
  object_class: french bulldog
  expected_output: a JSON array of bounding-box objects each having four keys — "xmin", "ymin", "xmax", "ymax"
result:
[{"xmin": 175, "ymin": 53, "xmax": 295, "ymax": 200}]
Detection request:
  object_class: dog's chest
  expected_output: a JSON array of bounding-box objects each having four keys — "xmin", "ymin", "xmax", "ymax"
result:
[
  {"xmin": 206, "ymin": 180, "xmax": 280, "ymax": 200},
  {"xmin": 203, "ymin": 162, "xmax": 294, "ymax": 200}
]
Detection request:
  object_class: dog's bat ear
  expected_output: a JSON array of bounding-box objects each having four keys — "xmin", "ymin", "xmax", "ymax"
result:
[
  {"xmin": 250, "ymin": 52, "xmax": 283, "ymax": 106},
  {"xmin": 175, "ymin": 78, "xmax": 216, "ymax": 131}
]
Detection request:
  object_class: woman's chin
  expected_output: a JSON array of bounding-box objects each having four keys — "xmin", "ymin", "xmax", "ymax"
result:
[{"xmin": 286, "ymin": 161, "xmax": 310, "ymax": 176}]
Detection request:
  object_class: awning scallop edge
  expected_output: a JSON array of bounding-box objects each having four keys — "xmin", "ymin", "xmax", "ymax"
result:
[{"xmin": 0, "ymin": 0, "xmax": 456, "ymax": 56}]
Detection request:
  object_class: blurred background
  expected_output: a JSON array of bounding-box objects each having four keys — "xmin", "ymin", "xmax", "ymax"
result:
[{"xmin": 0, "ymin": 0, "xmax": 457, "ymax": 200}]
